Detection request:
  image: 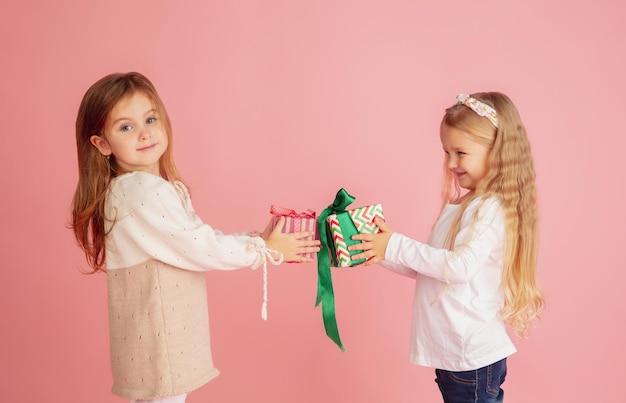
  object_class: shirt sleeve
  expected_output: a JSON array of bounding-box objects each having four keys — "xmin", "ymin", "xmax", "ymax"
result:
[
  {"xmin": 384, "ymin": 198, "xmax": 505, "ymax": 284},
  {"xmin": 378, "ymin": 260, "xmax": 418, "ymax": 279},
  {"xmin": 104, "ymin": 172, "xmax": 266, "ymax": 271}
]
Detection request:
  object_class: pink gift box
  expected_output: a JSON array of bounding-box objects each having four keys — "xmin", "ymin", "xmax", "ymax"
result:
[{"xmin": 270, "ymin": 205, "xmax": 317, "ymax": 261}]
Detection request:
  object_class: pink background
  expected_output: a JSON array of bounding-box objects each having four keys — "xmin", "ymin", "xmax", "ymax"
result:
[{"xmin": 1, "ymin": 1, "xmax": 623, "ymax": 402}]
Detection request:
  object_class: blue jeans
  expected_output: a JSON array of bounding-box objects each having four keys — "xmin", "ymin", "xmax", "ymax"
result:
[{"xmin": 435, "ymin": 358, "xmax": 507, "ymax": 403}]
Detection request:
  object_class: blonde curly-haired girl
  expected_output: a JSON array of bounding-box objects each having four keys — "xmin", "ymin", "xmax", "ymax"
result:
[{"xmin": 352, "ymin": 92, "xmax": 544, "ymax": 402}]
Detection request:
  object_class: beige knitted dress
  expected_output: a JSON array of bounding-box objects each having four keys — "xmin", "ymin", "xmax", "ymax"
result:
[{"xmin": 104, "ymin": 171, "xmax": 266, "ymax": 399}]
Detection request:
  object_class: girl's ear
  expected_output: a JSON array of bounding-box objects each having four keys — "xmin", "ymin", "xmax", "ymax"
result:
[{"xmin": 90, "ymin": 135, "xmax": 111, "ymax": 156}]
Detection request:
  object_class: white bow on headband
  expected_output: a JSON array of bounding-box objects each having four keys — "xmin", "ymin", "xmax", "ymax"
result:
[{"xmin": 456, "ymin": 94, "xmax": 498, "ymax": 128}]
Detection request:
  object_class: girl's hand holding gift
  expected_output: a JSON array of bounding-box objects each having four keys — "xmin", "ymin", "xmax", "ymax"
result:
[
  {"xmin": 263, "ymin": 216, "xmax": 321, "ymax": 263},
  {"xmin": 349, "ymin": 218, "xmax": 394, "ymax": 265}
]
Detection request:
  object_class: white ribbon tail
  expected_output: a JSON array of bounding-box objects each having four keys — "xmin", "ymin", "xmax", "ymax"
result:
[{"xmin": 249, "ymin": 243, "xmax": 283, "ymax": 321}]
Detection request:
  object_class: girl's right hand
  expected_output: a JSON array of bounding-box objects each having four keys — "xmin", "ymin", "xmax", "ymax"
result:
[
  {"xmin": 263, "ymin": 217, "xmax": 321, "ymax": 263},
  {"xmin": 349, "ymin": 218, "xmax": 394, "ymax": 265}
]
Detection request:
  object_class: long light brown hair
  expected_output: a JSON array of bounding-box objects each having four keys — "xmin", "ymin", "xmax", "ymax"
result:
[
  {"xmin": 70, "ymin": 72, "xmax": 186, "ymax": 273},
  {"xmin": 440, "ymin": 92, "xmax": 544, "ymax": 338}
]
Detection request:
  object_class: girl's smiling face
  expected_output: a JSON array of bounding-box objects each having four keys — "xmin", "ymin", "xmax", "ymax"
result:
[
  {"xmin": 440, "ymin": 123, "xmax": 490, "ymax": 191},
  {"xmin": 90, "ymin": 91, "xmax": 167, "ymax": 175}
]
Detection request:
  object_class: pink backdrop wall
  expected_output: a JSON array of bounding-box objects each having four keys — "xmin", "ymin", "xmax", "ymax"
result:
[{"xmin": 1, "ymin": 1, "xmax": 623, "ymax": 402}]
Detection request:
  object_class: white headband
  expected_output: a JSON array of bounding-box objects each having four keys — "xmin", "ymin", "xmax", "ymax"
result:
[{"xmin": 456, "ymin": 94, "xmax": 498, "ymax": 128}]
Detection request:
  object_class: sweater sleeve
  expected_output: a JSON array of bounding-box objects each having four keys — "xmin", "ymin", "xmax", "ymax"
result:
[
  {"xmin": 383, "ymin": 198, "xmax": 505, "ymax": 284},
  {"xmin": 104, "ymin": 172, "xmax": 266, "ymax": 271}
]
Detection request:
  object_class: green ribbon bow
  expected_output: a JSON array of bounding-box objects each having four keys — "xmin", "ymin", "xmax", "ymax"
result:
[{"xmin": 316, "ymin": 188, "xmax": 355, "ymax": 351}]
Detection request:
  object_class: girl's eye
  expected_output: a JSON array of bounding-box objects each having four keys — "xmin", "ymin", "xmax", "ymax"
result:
[
  {"xmin": 120, "ymin": 124, "xmax": 133, "ymax": 132},
  {"xmin": 146, "ymin": 117, "xmax": 157, "ymax": 124}
]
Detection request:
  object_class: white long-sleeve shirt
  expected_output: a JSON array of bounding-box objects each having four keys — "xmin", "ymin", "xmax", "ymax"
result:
[{"xmin": 382, "ymin": 196, "xmax": 516, "ymax": 371}]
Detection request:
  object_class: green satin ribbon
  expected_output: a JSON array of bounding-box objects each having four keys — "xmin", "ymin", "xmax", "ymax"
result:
[{"xmin": 316, "ymin": 188, "xmax": 355, "ymax": 351}]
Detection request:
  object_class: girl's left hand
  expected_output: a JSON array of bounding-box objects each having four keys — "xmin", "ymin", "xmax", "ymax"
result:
[
  {"xmin": 349, "ymin": 218, "xmax": 394, "ymax": 266},
  {"xmin": 263, "ymin": 217, "xmax": 321, "ymax": 263}
]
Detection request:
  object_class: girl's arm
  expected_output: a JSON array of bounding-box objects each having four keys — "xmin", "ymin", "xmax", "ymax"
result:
[
  {"xmin": 105, "ymin": 172, "xmax": 318, "ymax": 271},
  {"xmin": 351, "ymin": 198, "xmax": 504, "ymax": 284},
  {"xmin": 378, "ymin": 260, "xmax": 418, "ymax": 279}
]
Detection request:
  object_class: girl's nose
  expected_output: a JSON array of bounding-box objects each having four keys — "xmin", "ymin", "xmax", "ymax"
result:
[
  {"xmin": 139, "ymin": 127, "xmax": 151, "ymax": 140},
  {"xmin": 446, "ymin": 156, "xmax": 457, "ymax": 170}
]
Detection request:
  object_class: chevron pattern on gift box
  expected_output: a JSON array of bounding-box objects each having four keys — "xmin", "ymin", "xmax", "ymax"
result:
[
  {"xmin": 328, "ymin": 215, "xmax": 351, "ymax": 266},
  {"xmin": 349, "ymin": 204, "xmax": 384, "ymax": 234}
]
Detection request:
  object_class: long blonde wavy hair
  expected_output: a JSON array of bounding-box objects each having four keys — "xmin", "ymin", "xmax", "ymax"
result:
[
  {"xmin": 70, "ymin": 72, "xmax": 186, "ymax": 273},
  {"xmin": 440, "ymin": 92, "xmax": 544, "ymax": 338}
]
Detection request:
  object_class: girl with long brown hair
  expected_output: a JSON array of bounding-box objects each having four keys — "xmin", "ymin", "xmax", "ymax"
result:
[{"xmin": 70, "ymin": 72, "xmax": 320, "ymax": 402}]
